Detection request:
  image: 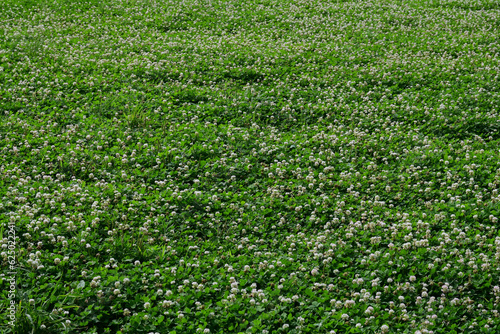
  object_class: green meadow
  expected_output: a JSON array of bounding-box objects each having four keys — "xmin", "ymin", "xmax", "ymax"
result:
[{"xmin": 1, "ymin": 0, "xmax": 500, "ymax": 333}]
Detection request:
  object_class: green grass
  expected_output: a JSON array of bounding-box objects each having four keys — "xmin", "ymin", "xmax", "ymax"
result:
[{"xmin": 1, "ymin": 0, "xmax": 500, "ymax": 333}]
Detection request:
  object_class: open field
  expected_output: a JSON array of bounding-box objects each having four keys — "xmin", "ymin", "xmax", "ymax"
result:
[{"xmin": 1, "ymin": 0, "xmax": 500, "ymax": 333}]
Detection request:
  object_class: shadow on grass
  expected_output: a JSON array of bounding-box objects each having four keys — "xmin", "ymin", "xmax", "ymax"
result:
[{"xmin": 429, "ymin": 119, "xmax": 500, "ymax": 141}]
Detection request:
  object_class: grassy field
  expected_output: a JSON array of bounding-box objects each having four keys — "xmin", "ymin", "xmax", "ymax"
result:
[{"xmin": 1, "ymin": 0, "xmax": 500, "ymax": 333}]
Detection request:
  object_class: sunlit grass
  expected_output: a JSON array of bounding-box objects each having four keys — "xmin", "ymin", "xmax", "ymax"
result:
[{"xmin": 1, "ymin": 0, "xmax": 500, "ymax": 333}]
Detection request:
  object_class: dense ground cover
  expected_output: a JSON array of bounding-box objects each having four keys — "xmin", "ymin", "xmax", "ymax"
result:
[{"xmin": 1, "ymin": 0, "xmax": 500, "ymax": 332}]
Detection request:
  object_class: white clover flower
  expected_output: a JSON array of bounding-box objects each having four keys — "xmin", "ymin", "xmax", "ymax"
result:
[
  {"xmin": 54, "ymin": 258, "xmax": 61, "ymax": 265},
  {"xmin": 113, "ymin": 289, "xmax": 120, "ymax": 295},
  {"xmin": 144, "ymin": 302, "xmax": 151, "ymax": 309},
  {"xmin": 345, "ymin": 300, "xmax": 355, "ymax": 308},
  {"xmin": 381, "ymin": 324, "xmax": 389, "ymax": 333}
]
